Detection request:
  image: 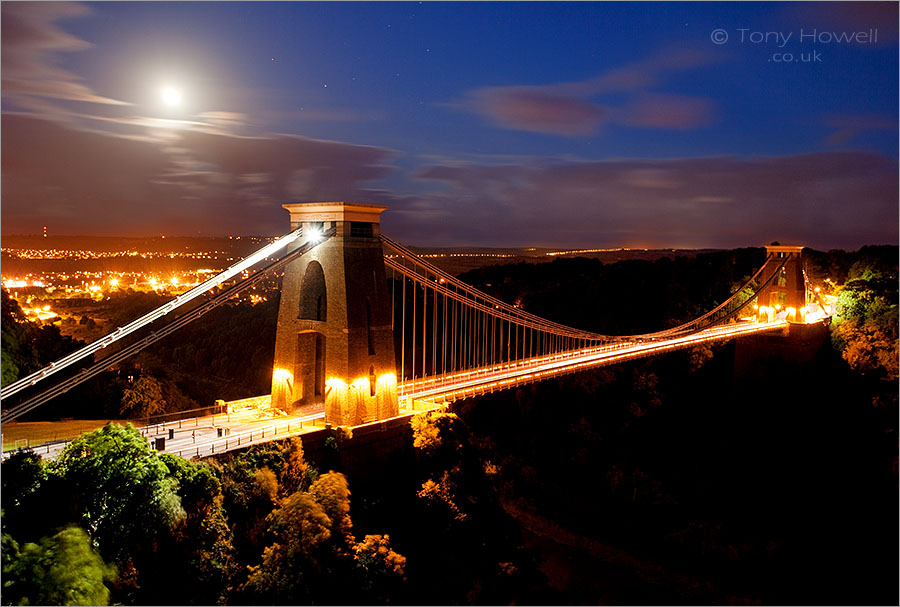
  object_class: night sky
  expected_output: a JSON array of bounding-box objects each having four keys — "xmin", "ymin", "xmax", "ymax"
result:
[{"xmin": 2, "ymin": 2, "xmax": 897, "ymax": 249}]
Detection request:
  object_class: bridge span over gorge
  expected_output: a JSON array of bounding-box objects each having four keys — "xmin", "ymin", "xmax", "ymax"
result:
[{"xmin": 1, "ymin": 202, "xmax": 832, "ymax": 460}]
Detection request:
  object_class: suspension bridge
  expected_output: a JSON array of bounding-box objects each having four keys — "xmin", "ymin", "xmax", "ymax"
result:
[{"xmin": 1, "ymin": 202, "xmax": 831, "ymax": 460}]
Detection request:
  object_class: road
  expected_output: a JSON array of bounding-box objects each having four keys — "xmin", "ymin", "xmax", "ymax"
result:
[
  {"xmin": 4, "ymin": 406, "xmax": 326, "ymax": 461},
  {"xmin": 398, "ymin": 319, "xmax": 793, "ymax": 406},
  {"xmin": 6, "ymin": 318, "xmax": 816, "ymax": 461}
]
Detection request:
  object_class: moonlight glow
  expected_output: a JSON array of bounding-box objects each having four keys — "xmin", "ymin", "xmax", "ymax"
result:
[{"xmin": 161, "ymin": 86, "xmax": 182, "ymax": 107}]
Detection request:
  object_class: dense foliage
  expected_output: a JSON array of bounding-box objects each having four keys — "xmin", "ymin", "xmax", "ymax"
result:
[
  {"xmin": 2, "ymin": 526, "xmax": 115, "ymax": 606},
  {"xmin": 1, "ymin": 290, "xmax": 83, "ymax": 389},
  {"xmin": 1, "ymin": 288, "xmax": 279, "ymax": 421},
  {"xmin": 1, "ymin": 428, "xmax": 405, "ymax": 605},
  {"xmin": 2, "ymin": 245, "xmax": 896, "ymax": 604},
  {"xmin": 829, "ymin": 249, "xmax": 898, "ymax": 385}
]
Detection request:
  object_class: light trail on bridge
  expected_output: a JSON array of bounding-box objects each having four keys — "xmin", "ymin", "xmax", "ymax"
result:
[
  {"xmin": 398, "ymin": 320, "xmax": 794, "ymax": 407},
  {"xmin": 2, "ymin": 220, "xmax": 826, "ymax": 461},
  {"xmin": 384, "ymin": 235, "xmax": 792, "ymax": 397}
]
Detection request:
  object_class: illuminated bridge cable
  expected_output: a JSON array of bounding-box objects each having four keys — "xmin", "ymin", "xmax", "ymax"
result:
[
  {"xmin": 385, "ymin": 244, "xmax": 791, "ymax": 395},
  {"xmin": 803, "ymin": 269, "xmax": 828, "ymax": 314},
  {"xmin": 385, "ymin": 236, "xmax": 781, "ymax": 342},
  {"xmin": 0, "ymin": 228, "xmax": 335, "ymax": 422},
  {"xmin": 383, "ymin": 236, "xmax": 605, "ymax": 338},
  {"xmin": 1, "ymin": 225, "xmax": 323, "ymax": 402},
  {"xmin": 384, "ymin": 257, "xmax": 602, "ymax": 336},
  {"xmin": 386, "ymin": 240, "xmax": 618, "ymax": 387},
  {"xmin": 636, "ymin": 253, "xmax": 784, "ymax": 338}
]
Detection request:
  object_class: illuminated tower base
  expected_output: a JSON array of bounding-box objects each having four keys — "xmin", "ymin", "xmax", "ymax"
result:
[
  {"xmin": 271, "ymin": 202, "xmax": 399, "ymax": 425},
  {"xmin": 756, "ymin": 245, "xmax": 805, "ymax": 321}
]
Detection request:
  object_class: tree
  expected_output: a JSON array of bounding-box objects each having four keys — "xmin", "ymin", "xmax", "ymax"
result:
[
  {"xmin": 243, "ymin": 470, "xmax": 406, "ymax": 605},
  {"xmin": 408, "ymin": 409, "xmax": 546, "ymax": 604},
  {"xmin": 214, "ymin": 449, "xmax": 288, "ymax": 571},
  {"xmin": 0, "ymin": 450, "xmax": 60, "ymax": 544},
  {"xmin": 2, "ymin": 289, "xmax": 40, "ymax": 387},
  {"xmin": 410, "ymin": 410, "xmax": 467, "ymax": 459},
  {"xmin": 831, "ymin": 266, "xmax": 898, "ymax": 382},
  {"xmin": 278, "ymin": 437, "xmax": 314, "ymax": 495},
  {"xmin": 1, "ymin": 450, "xmax": 46, "ymax": 513},
  {"xmin": 243, "ymin": 491, "xmax": 332, "ymax": 603},
  {"xmin": 2, "ymin": 526, "xmax": 116, "ymax": 606},
  {"xmin": 309, "ymin": 471, "xmax": 353, "ymax": 546},
  {"xmin": 119, "ymin": 375, "xmax": 167, "ymax": 419},
  {"xmin": 153, "ymin": 455, "xmax": 235, "ymax": 605},
  {"xmin": 411, "ymin": 411, "xmax": 482, "ymax": 519},
  {"xmin": 50, "ymin": 423, "xmax": 185, "ymax": 564},
  {"xmin": 352, "ymin": 534, "xmax": 407, "ymax": 602},
  {"xmin": 1, "ymin": 289, "xmax": 84, "ymax": 390}
]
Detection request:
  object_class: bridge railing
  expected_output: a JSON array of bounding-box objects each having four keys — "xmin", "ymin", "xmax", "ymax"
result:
[
  {"xmin": 220, "ymin": 394, "xmax": 272, "ymax": 413},
  {"xmin": 168, "ymin": 411, "xmax": 325, "ymax": 459},
  {"xmin": 399, "ymin": 319, "xmax": 790, "ymax": 407}
]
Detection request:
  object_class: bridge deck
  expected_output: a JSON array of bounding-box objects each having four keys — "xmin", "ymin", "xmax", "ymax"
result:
[
  {"xmin": 3, "ymin": 407, "xmax": 326, "ymax": 461},
  {"xmin": 398, "ymin": 320, "xmax": 790, "ymax": 407},
  {"xmin": 7, "ymin": 320, "xmax": 822, "ymax": 461}
]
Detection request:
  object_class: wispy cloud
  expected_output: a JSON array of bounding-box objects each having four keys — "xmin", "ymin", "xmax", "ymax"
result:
[
  {"xmin": 1, "ymin": 3, "xmax": 130, "ymax": 112},
  {"xmin": 620, "ymin": 93, "xmax": 715, "ymax": 130},
  {"xmin": 455, "ymin": 49, "xmax": 718, "ymax": 136},
  {"xmin": 464, "ymin": 88, "xmax": 609, "ymax": 136},
  {"xmin": 3, "ymin": 113, "xmax": 895, "ymax": 250},
  {"xmin": 396, "ymin": 151, "xmax": 898, "ymax": 250},
  {"xmin": 823, "ymin": 113, "xmax": 898, "ymax": 147},
  {"xmin": 1, "ymin": 114, "xmax": 398, "ymax": 236}
]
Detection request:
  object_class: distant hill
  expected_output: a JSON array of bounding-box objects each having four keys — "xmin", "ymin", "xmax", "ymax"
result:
[
  {"xmin": 1, "ymin": 234, "xmax": 270, "ymax": 254},
  {"xmin": 2, "ymin": 235, "xmax": 717, "ymax": 276},
  {"xmin": 400, "ymin": 246, "xmax": 718, "ymax": 275}
]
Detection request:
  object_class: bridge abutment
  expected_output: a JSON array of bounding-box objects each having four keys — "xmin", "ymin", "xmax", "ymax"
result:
[
  {"xmin": 271, "ymin": 202, "xmax": 398, "ymax": 425},
  {"xmin": 733, "ymin": 320, "xmax": 829, "ymax": 382}
]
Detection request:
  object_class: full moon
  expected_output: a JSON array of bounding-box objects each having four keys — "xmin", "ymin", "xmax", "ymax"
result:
[{"xmin": 161, "ymin": 86, "xmax": 182, "ymax": 107}]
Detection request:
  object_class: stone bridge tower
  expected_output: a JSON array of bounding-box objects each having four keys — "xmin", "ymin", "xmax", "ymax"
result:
[
  {"xmin": 756, "ymin": 245, "xmax": 805, "ymax": 318},
  {"xmin": 271, "ymin": 202, "xmax": 398, "ymax": 426}
]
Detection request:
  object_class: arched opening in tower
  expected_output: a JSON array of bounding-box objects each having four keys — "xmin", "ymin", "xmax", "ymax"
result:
[{"xmin": 299, "ymin": 261, "xmax": 327, "ymax": 321}]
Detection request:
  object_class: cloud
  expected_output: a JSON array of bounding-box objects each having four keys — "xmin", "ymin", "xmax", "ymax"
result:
[
  {"xmin": 397, "ymin": 152, "xmax": 898, "ymax": 250},
  {"xmin": 0, "ymin": 6, "xmax": 401, "ymax": 237},
  {"xmin": 3, "ymin": 113, "xmax": 894, "ymax": 250},
  {"xmin": 1, "ymin": 3, "xmax": 130, "ymax": 111},
  {"xmin": 620, "ymin": 168, "xmax": 681, "ymax": 189},
  {"xmin": 455, "ymin": 50, "xmax": 718, "ymax": 136},
  {"xmin": 1, "ymin": 114, "xmax": 398, "ymax": 236},
  {"xmin": 620, "ymin": 93, "xmax": 716, "ymax": 130},
  {"xmin": 785, "ymin": 2, "xmax": 899, "ymax": 46},
  {"xmin": 464, "ymin": 88, "xmax": 609, "ymax": 136},
  {"xmin": 823, "ymin": 113, "xmax": 898, "ymax": 147},
  {"xmin": 196, "ymin": 111, "xmax": 251, "ymax": 130}
]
